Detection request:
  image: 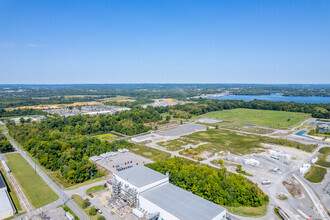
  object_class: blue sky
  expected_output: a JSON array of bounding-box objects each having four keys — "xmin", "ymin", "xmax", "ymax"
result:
[{"xmin": 0, "ymin": 0, "xmax": 329, "ymax": 84}]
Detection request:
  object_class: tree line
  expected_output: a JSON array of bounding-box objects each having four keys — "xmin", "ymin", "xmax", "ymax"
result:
[
  {"xmin": 155, "ymin": 99, "xmax": 329, "ymax": 119},
  {"xmin": 0, "ymin": 108, "xmax": 46, "ymax": 118},
  {"xmin": 5, "ymin": 106, "xmax": 161, "ymax": 183},
  {"xmin": 0, "ymin": 134, "xmax": 14, "ymax": 153},
  {"xmin": 146, "ymin": 157, "xmax": 269, "ymax": 207}
]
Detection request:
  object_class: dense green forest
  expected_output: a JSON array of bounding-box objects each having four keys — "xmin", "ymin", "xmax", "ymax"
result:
[
  {"xmin": 146, "ymin": 157, "xmax": 269, "ymax": 207},
  {"xmin": 0, "ymin": 133, "xmax": 14, "ymax": 153},
  {"xmin": 155, "ymin": 99, "xmax": 330, "ymax": 119},
  {"xmin": 1, "ymin": 84, "xmax": 329, "ymax": 108},
  {"xmin": 6, "ymin": 106, "xmax": 161, "ymax": 183},
  {"xmin": 0, "ymin": 96, "xmax": 109, "ymax": 109},
  {"xmin": 0, "ymin": 108, "xmax": 46, "ymax": 118}
]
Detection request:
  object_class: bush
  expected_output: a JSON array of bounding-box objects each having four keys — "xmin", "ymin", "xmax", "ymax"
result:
[
  {"xmin": 89, "ymin": 206, "xmax": 97, "ymax": 216},
  {"xmin": 217, "ymin": 159, "xmax": 224, "ymax": 166},
  {"xmin": 97, "ymin": 216, "xmax": 106, "ymax": 220},
  {"xmin": 82, "ymin": 198, "xmax": 89, "ymax": 209}
]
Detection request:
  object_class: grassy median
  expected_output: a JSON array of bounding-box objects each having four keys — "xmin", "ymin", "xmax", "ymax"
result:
[
  {"xmin": 304, "ymin": 165, "xmax": 327, "ymax": 183},
  {"xmin": 5, "ymin": 153, "xmax": 58, "ymax": 208}
]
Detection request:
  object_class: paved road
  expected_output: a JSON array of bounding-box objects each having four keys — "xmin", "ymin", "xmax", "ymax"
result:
[
  {"xmin": 10, "ymin": 140, "xmax": 90, "ymax": 220},
  {"xmin": 13, "ymin": 199, "xmax": 64, "ymax": 220},
  {"xmin": 292, "ymin": 174, "xmax": 329, "ymax": 220}
]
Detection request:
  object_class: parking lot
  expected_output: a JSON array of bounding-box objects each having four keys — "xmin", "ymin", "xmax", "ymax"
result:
[{"xmin": 95, "ymin": 152, "xmax": 153, "ymax": 172}]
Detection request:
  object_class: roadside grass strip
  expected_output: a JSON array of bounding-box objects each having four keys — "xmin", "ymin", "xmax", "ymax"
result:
[
  {"xmin": 5, "ymin": 153, "xmax": 58, "ymax": 208},
  {"xmin": 304, "ymin": 165, "xmax": 327, "ymax": 183}
]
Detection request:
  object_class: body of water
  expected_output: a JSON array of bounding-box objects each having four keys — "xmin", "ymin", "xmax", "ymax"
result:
[{"xmin": 206, "ymin": 94, "xmax": 330, "ymax": 104}]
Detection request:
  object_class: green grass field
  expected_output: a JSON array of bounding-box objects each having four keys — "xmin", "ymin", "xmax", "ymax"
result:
[
  {"xmin": 5, "ymin": 153, "xmax": 58, "ymax": 208},
  {"xmin": 304, "ymin": 165, "xmax": 327, "ymax": 183},
  {"xmin": 178, "ymin": 128, "xmax": 315, "ymax": 156},
  {"xmin": 158, "ymin": 138, "xmax": 200, "ymax": 151},
  {"xmin": 94, "ymin": 133, "xmax": 119, "ymax": 141},
  {"xmin": 0, "ymin": 168, "xmax": 22, "ymax": 211},
  {"xmin": 185, "ymin": 129, "xmax": 264, "ymax": 155},
  {"xmin": 316, "ymin": 147, "xmax": 330, "ymax": 168},
  {"xmin": 66, "ymin": 177, "xmax": 104, "ymax": 190},
  {"xmin": 86, "ymin": 184, "xmax": 106, "ymax": 195},
  {"xmin": 128, "ymin": 145, "xmax": 171, "ymax": 161},
  {"xmin": 225, "ymin": 205, "xmax": 267, "ymax": 217},
  {"xmin": 193, "ymin": 109, "xmax": 311, "ymax": 128}
]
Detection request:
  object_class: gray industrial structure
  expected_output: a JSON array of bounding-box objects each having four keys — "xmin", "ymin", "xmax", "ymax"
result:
[
  {"xmin": 0, "ymin": 171, "xmax": 15, "ymax": 219},
  {"xmin": 108, "ymin": 166, "xmax": 226, "ymax": 220}
]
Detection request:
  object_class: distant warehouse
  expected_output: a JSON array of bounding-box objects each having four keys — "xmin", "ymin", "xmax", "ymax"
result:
[
  {"xmin": 108, "ymin": 166, "xmax": 226, "ymax": 220},
  {"xmin": 0, "ymin": 171, "xmax": 15, "ymax": 219}
]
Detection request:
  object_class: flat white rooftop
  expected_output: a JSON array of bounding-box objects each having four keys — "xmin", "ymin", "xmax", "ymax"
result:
[
  {"xmin": 0, "ymin": 189, "xmax": 14, "ymax": 214},
  {"xmin": 140, "ymin": 183, "xmax": 226, "ymax": 220},
  {"xmin": 114, "ymin": 166, "xmax": 168, "ymax": 188}
]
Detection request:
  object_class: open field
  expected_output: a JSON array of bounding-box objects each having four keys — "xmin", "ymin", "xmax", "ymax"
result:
[
  {"xmin": 316, "ymin": 147, "xmax": 330, "ymax": 168},
  {"xmin": 5, "ymin": 153, "xmax": 58, "ymax": 208},
  {"xmin": 66, "ymin": 177, "xmax": 104, "ymax": 190},
  {"xmin": 94, "ymin": 133, "xmax": 119, "ymax": 141},
  {"xmin": 304, "ymin": 165, "xmax": 327, "ymax": 183},
  {"xmin": 158, "ymin": 138, "xmax": 200, "ymax": 151},
  {"xmin": 128, "ymin": 145, "xmax": 171, "ymax": 161},
  {"xmin": 86, "ymin": 185, "xmax": 106, "ymax": 195},
  {"xmin": 192, "ymin": 109, "xmax": 311, "ymax": 129},
  {"xmin": 220, "ymin": 124, "xmax": 274, "ymax": 134},
  {"xmin": 177, "ymin": 128, "xmax": 315, "ymax": 157},
  {"xmin": 182, "ymin": 129, "xmax": 264, "ymax": 155},
  {"xmin": 225, "ymin": 205, "xmax": 267, "ymax": 217},
  {"xmin": 0, "ymin": 168, "xmax": 22, "ymax": 211}
]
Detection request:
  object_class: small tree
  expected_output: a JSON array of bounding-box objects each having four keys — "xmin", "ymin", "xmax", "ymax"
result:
[
  {"xmin": 236, "ymin": 165, "xmax": 242, "ymax": 172},
  {"xmin": 97, "ymin": 216, "xmax": 106, "ymax": 220},
  {"xmin": 82, "ymin": 198, "xmax": 90, "ymax": 209},
  {"xmin": 217, "ymin": 159, "xmax": 224, "ymax": 166},
  {"xmin": 89, "ymin": 206, "xmax": 97, "ymax": 216},
  {"xmin": 215, "ymin": 124, "xmax": 219, "ymax": 129},
  {"xmin": 180, "ymin": 120, "xmax": 183, "ymax": 125}
]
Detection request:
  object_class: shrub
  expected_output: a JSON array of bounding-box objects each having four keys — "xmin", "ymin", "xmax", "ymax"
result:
[{"xmin": 89, "ymin": 206, "xmax": 97, "ymax": 216}]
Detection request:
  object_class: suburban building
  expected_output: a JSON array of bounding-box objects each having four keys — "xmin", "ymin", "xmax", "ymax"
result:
[
  {"xmin": 108, "ymin": 166, "xmax": 226, "ymax": 220},
  {"xmin": 0, "ymin": 171, "xmax": 15, "ymax": 219}
]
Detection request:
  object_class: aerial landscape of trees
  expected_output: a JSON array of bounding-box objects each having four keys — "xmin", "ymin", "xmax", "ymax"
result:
[
  {"xmin": 6, "ymin": 106, "xmax": 161, "ymax": 183},
  {"xmin": 0, "ymin": 133, "xmax": 14, "ymax": 153},
  {"xmin": 157, "ymin": 99, "xmax": 330, "ymax": 119},
  {"xmin": 1, "ymin": 84, "xmax": 329, "ymax": 108},
  {"xmin": 146, "ymin": 157, "xmax": 269, "ymax": 207},
  {"xmin": 0, "ymin": 108, "xmax": 46, "ymax": 118}
]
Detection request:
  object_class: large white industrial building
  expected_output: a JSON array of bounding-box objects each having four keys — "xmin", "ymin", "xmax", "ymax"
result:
[
  {"xmin": 108, "ymin": 166, "xmax": 226, "ymax": 220},
  {"xmin": 0, "ymin": 171, "xmax": 15, "ymax": 219}
]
